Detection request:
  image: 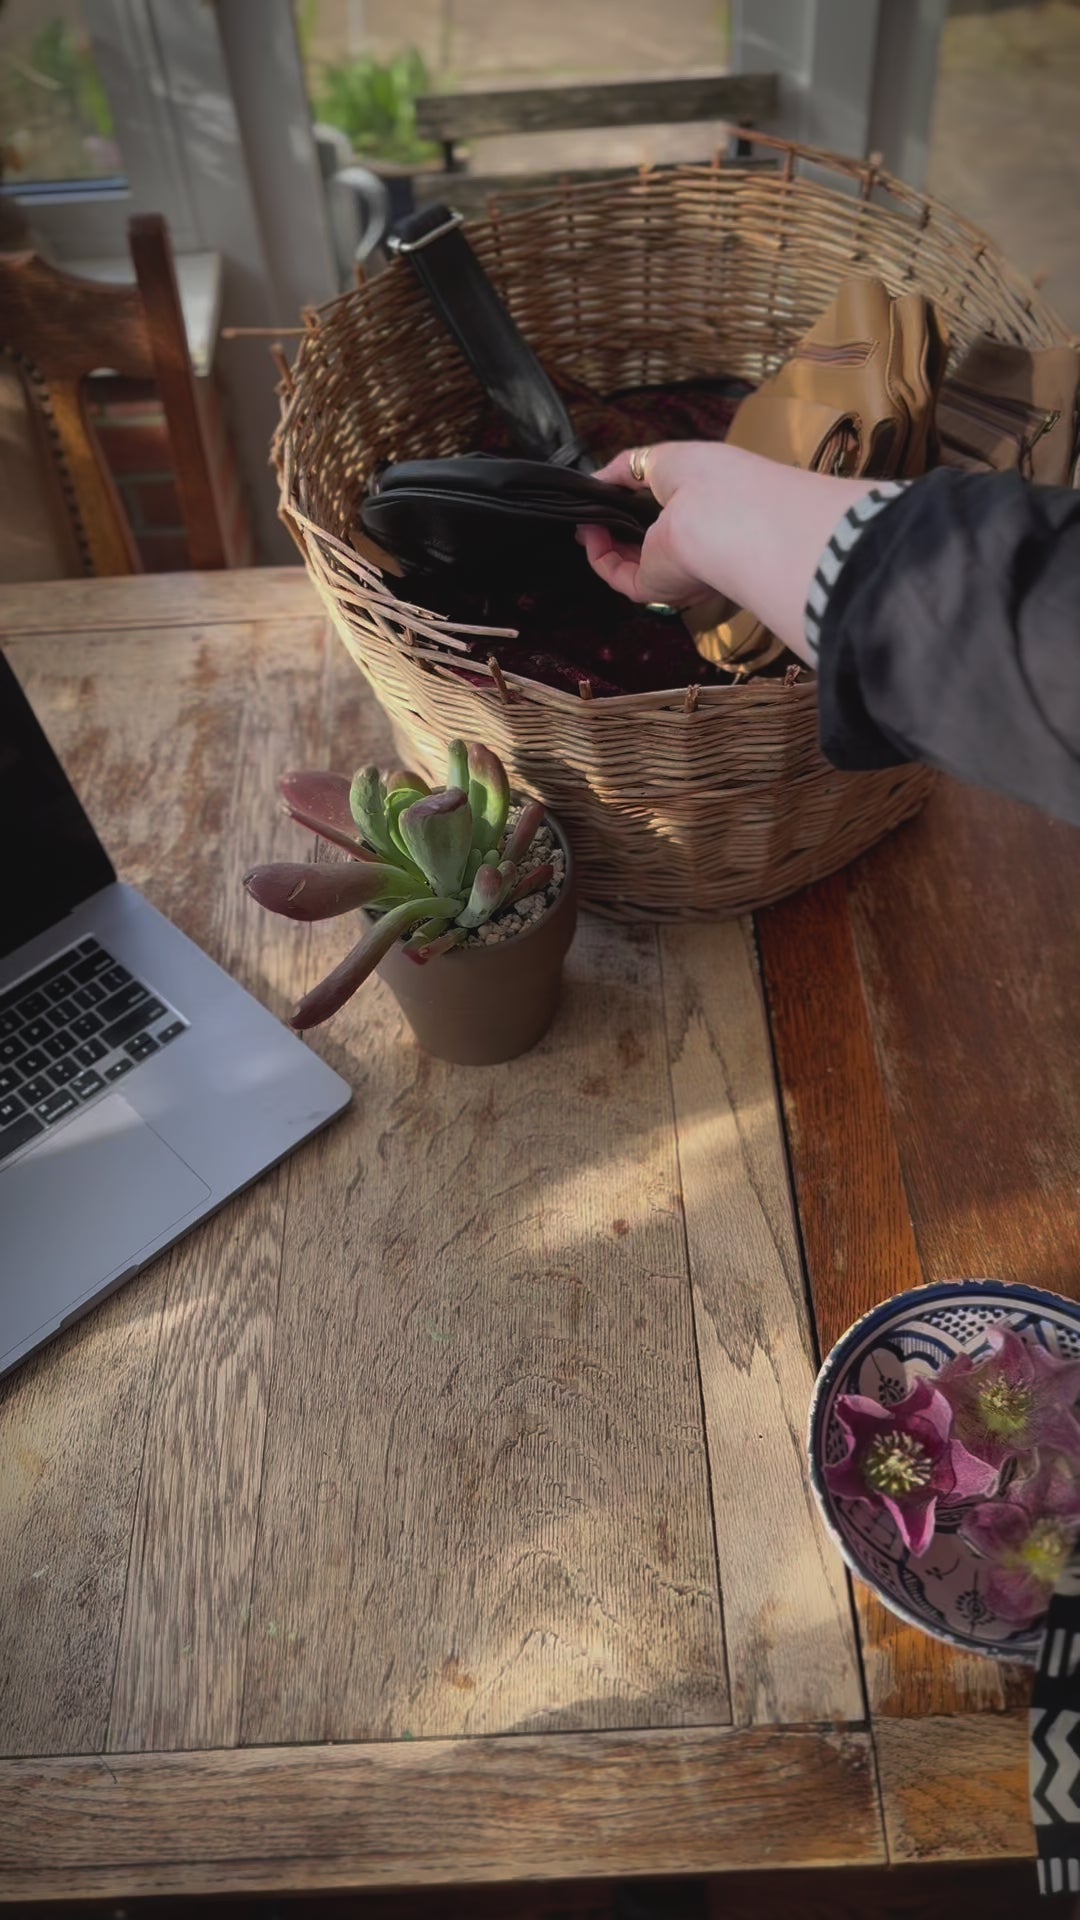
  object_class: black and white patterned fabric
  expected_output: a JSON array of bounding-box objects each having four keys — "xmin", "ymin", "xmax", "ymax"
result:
[
  {"xmin": 1032, "ymin": 1561, "xmax": 1080, "ymax": 1896},
  {"xmin": 803, "ymin": 480, "xmax": 910, "ymax": 661}
]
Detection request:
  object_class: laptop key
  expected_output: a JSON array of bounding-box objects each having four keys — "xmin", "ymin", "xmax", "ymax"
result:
[
  {"xmin": 69, "ymin": 949, "xmax": 114, "ymax": 985},
  {"xmin": 0, "ymin": 1035, "xmax": 23, "ymax": 1066},
  {"xmin": 124, "ymin": 1032, "xmax": 158, "ymax": 1062},
  {"xmin": 100, "ymin": 964, "xmax": 133, "ymax": 995},
  {"xmin": 21, "ymin": 1016, "xmax": 51, "ymax": 1048},
  {"xmin": 105, "ymin": 1057, "xmax": 134, "ymax": 1082},
  {"xmin": 0, "ymin": 1109, "xmax": 44, "ymax": 1163},
  {"xmin": 18, "ymin": 990, "xmax": 49, "ymax": 1020},
  {"xmin": 157, "ymin": 1021, "xmax": 186, "ymax": 1045},
  {"xmin": 73, "ymin": 981, "xmax": 106, "ymax": 1010},
  {"xmin": 50, "ymin": 996, "xmax": 80, "ymax": 1027},
  {"xmin": 98, "ymin": 981, "xmax": 148, "ymax": 1027},
  {"xmin": 42, "ymin": 974, "xmax": 75, "ymax": 1005},
  {"xmin": 20, "ymin": 1047, "xmax": 48, "ymax": 1076},
  {"xmin": 0, "ymin": 951, "xmax": 76, "ymax": 1016},
  {"xmin": 0, "ymin": 1066, "xmax": 20, "ymax": 1099},
  {"xmin": 47, "ymin": 1058, "xmax": 79, "ymax": 1089},
  {"xmin": 22, "ymin": 1074, "xmax": 52, "ymax": 1107},
  {"xmin": 72, "ymin": 1069, "xmax": 104, "ymax": 1099},
  {"xmin": 43, "ymin": 1031, "xmax": 77, "ymax": 1060},
  {"xmin": 0, "ymin": 1011, "xmax": 19, "ymax": 1039},
  {"xmin": 0, "ymin": 1092, "xmax": 26, "ymax": 1126},
  {"xmin": 75, "ymin": 1037, "xmax": 108, "ymax": 1067},
  {"xmin": 72, "ymin": 1011, "xmax": 104, "ymax": 1041},
  {"xmin": 36, "ymin": 1088, "xmax": 78, "ymax": 1124},
  {"xmin": 102, "ymin": 1001, "xmax": 155, "ymax": 1050}
]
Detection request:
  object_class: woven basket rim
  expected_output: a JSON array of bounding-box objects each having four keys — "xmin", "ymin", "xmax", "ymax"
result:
[{"xmin": 285, "ymin": 130, "xmax": 1080, "ymax": 349}]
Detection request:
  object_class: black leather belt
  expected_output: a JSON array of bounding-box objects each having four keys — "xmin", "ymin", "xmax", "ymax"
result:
[{"xmin": 388, "ymin": 202, "xmax": 592, "ymax": 471}]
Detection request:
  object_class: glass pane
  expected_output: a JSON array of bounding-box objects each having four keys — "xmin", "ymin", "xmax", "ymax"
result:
[
  {"xmin": 927, "ymin": 2, "xmax": 1080, "ymax": 333},
  {"xmin": 297, "ymin": 0, "xmax": 731, "ymax": 165},
  {"xmin": 0, "ymin": 2, "xmax": 120, "ymax": 184}
]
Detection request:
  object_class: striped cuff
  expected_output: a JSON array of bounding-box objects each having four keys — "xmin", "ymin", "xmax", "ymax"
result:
[{"xmin": 804, "ymin": 481, "xmax": 910, "ymax": 660}]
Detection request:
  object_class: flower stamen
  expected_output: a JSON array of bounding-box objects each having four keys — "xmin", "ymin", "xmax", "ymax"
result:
[
  {"xmin": 975, "ymin": 1376, "xmax": 1035, "ymax": 1439},
  {"xmin": 1011, "ymin": 1519, "xmax": 1074, "ymax": 1587},
  {"xmin": 864, "ymin": 1430, "xmax": 933, "ymax": 1496}
]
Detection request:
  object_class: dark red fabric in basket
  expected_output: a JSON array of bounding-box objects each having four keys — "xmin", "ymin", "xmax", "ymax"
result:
[{"xmin": 417, "ymin": 375, "xmax": 754, "ymax": 699}]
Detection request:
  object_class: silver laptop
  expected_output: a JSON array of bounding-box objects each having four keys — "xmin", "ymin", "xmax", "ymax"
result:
[{"xmin": 0, "ymin": 650, "xmax": 351, "ymax": 1377}]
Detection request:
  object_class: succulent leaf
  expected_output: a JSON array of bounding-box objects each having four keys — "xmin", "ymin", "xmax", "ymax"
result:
[
  {"xmin": 456, "ymin": 861, "xmax": 504, "ymax": 929},
  {"xmin": 385, "ymin": 787, "xmax": 429, "ymax": 856},
  {"xmin": 419, "ymin": 928, "xmax": 467, "ymax": 959},
  {"xmin": 385, "ymin": 768, "xmax": 430, "ymax": 796},
  {"xmin": 446, "ymin": 739, "xmax": 470, "ymax": 793},
  {"xmin": 243, "ymin": 860, "xmax": 413, "ymax": 920},
  {"xmin": 506, "ymin": 859, "xmax": 554, "ymax": 905},
  {"xmin": 278, "ymin": 770, "xmax": 375, "ymax": 859},
  {"xmin": 349, "ymin": 766, "xmax": 394, "ymax": 857},
  {"xmin": 289, "ymin": 894, "xmax": 461, "ymax": 1030},
  {"xmin": 402, "ymin": 915, "xmax": 450, "ymax": 952},
  {"xmin": 467, "ymin": 743, "xmax": 510, "ymax": 853},
  {"xmin": 503, "ymin": 798, "xmax": 545, "ymax": 866},
  {"xmin": 398, "ymin": 788, "xmax": 472, "ymax": 896}
]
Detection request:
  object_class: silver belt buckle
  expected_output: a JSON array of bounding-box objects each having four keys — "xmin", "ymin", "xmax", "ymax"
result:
[{"xmin": 387, "ymin": 211, "xmax": 465, "ymax": 255}]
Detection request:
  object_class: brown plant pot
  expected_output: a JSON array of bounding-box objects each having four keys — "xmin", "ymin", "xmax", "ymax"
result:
[{"xmin": 375, "ymin": 816, "xmax": 577, "ymax": 1065}]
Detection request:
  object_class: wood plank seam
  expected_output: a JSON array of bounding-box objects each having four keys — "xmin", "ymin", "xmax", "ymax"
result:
[
  {"xmin": 750, "ymin": 906, "xmax": 879, "ymax": 1741},
  {"xmin": 102, "ymin": 1283, "xmax": 170, "ymax": 1752},
  {"xmin": 234, "ymin": 1150, "xmax": 298, "ymax": 1743},
  {"xmin": 654, "ymin": 927, "xmax": 737, "ymax": 1723},
  {"xmin": 658, "ymin": 920, "xmax": 865, "ymax": 1727}
]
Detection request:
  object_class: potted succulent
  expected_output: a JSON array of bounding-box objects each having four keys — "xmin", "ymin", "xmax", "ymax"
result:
[{"xmin": 245, "ymin": 740, "xmax": 576, "ymax": 1065}]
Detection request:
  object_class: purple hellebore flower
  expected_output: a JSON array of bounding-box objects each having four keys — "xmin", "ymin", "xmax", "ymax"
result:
[
  {"xmin": 935, "ymin": 1328, "xmax": 1080, "ymax": 1473},
  {"xmin": 962, "ymin": 1452, "xmax": 1080, "ymax": 1627},
  {"xmin": 825, "ymin": 1379, "xmax": 997, "ymax": 1556}
]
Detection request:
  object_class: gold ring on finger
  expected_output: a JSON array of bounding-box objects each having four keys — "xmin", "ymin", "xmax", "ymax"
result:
[{"xmin": 629, "ymin": 446, "xmax": 652, "ymax": 484}]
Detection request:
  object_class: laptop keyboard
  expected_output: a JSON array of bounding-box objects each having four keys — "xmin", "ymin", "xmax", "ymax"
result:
[{"xmin": 0, "ymin": 937, "xmax": 188, "ymax": 1165}]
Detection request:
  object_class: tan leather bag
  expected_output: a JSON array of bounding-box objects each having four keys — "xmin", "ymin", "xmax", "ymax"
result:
[
  {"xmin": 937, "ymin": 335, "xmax": 1079, "ymax": 487},
  {"xmin": 691, "ymin": 277, "xmax": 948, "ymax": 675}
]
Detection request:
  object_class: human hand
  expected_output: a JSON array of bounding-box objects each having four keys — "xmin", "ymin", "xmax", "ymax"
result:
[
  {"xmin": 577, "ymin": 443, "xmax": 732, "ymax": 608},
  {"xmin": 578, "ymin": 441, "xmax": 879, "ymax": 662}
]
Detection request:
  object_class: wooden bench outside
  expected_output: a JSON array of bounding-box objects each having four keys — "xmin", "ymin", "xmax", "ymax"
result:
[{"xmin": 413, "ymin": 71, "xmax": 779, "ymax": 214}]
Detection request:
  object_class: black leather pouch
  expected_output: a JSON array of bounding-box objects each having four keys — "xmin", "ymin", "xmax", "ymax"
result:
[{"xmin": 360, "ymin": 453, "xmax": 657, "ymax": 586}]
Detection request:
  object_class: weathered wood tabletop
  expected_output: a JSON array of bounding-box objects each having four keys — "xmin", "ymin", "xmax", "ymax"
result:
[{"xmin": 2, "ymin": 568, "xmax": 1076, "ymax": 1903}]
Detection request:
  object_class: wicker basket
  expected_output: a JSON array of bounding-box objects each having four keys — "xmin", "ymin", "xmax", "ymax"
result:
[{"xmin": 276, "ymin": 135, "xmax": 1076, "ymax": 920}]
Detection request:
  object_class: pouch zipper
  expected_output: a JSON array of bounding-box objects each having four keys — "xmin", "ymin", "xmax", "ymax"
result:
[
  {"xmin": 945, "ymin": 379, "xmax": 1060, "ymax": 434},
  {"xmin": 939, "ymin": 383, "xmax": 1061, "ymax": 475}
]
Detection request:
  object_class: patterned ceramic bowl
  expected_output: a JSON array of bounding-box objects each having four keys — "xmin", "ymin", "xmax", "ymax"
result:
[{"xmin": 808, "ymin": 1280, "xmax": 1080, "ymax": 1664}]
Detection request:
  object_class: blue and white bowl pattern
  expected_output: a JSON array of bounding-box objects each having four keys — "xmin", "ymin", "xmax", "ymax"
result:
[{"xmin": 808, "ymin": 1280, "xmax": 1080, "ymax": 1664}]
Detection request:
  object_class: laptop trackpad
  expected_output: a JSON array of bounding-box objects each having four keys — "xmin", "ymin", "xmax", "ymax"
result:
[{"xmin": 1, "ymin": 1094, "xmax": 211, "ymax": 1356}]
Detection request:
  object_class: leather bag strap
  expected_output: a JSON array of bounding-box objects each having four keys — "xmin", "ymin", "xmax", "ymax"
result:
[{"xmin": 388, "ymin": 203, "xmax": 590, "ymax": 470}]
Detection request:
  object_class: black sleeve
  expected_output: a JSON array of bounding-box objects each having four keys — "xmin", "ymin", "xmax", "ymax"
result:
[{"xmin": 815, "ymin": 467, "xmax": 1080, "ymax": 825}]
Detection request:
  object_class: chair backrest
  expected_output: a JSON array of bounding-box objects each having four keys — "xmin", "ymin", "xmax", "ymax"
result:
[{"xmin": 0, "ymin": 214, "xmax": 228, "ymax": 575}]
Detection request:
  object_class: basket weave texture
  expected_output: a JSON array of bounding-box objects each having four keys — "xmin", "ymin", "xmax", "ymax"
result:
[{"xmin": 276, "ymin": 135, "xmax": 1077, "ymax": 920}]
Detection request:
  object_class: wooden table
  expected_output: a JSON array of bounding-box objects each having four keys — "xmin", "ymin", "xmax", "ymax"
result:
[{"xmin": 1, "ymin": 569, "xmax": 1077, "ymax": 1906}]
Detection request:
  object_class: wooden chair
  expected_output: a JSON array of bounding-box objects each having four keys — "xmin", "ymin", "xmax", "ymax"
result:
[
  {"xmin": 0, "ymin": 214, "xmax": 228, "ymax": 575},
  {"xmin": 413, "ymin": 71, "xmax": 779, "ymax": 214}
]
